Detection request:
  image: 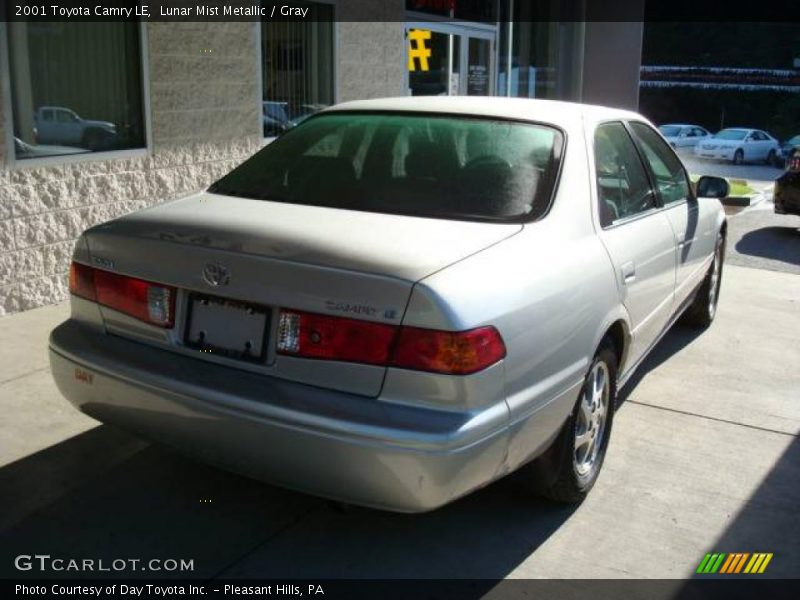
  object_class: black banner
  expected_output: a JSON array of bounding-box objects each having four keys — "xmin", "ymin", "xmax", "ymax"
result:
[
  {"xmin": 4, "ymin": 579, "xmax": 800, "ymax": 600},
  {"xmin": 1, "ymin": 0, "xmax": 800, "ymax": 22}
]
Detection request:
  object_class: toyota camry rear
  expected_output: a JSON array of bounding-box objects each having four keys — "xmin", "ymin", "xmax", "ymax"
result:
[{"xmin": 50, "ymin": 99, "xmax": 584, "ymax": 512}]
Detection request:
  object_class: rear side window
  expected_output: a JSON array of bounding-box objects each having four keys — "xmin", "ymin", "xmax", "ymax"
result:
[
  {"xmin": 209, "ymin": 112, "xmax": 564, "ymax": 222},
  {"xmin": 594, "ymin": 122, "xmax": 655, "ymax": 227},
  {"xmin": 628, "ymin": 122, "xmax": 691, "ymax": 205}
]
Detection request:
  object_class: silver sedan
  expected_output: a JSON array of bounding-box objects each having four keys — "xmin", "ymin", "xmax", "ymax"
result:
[{"xmin": 50, "ymin": 97, "xmax": 729, "ymax": 512}]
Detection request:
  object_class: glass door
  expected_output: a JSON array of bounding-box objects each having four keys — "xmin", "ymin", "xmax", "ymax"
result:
[
  {"xmin": 465, "ymin": 37, "xmax": 492, "ymax": 95},
  {"xmin": 406, "ymin": 28, "xmax": 461, "ymax": 96},
  {"xmin": 406, "ymin": 23, "xmax": 495, "ymax": 97}
]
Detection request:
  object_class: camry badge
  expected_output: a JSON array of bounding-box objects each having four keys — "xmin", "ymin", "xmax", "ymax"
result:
[{"xmin": 202, "ymin": 262, "xmax": 230, "ymax": 287}]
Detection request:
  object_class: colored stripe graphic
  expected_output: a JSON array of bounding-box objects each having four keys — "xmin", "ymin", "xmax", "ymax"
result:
[
  {"xmin": 744, "ymin": 553, "xmax": 773, "ymax": 574},
  {"xmin": 720, "ymin": 553, "xmax": 750, "ymax": 573},
  {"xmin": 697, "ymin": 553, "xmax": 727, "ymax": 573},
  {"xmin": 699, "ymin": 552, "xmax": 774, "ymax": 574}
]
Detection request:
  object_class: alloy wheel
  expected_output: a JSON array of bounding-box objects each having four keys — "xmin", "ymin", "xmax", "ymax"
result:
[
  {"xmin": 574, "ymin": 361, "xmax": 611, "ymax": 477},
  {"xmin": 708, "ymin": 240, "xmax": 722, "ymax": 319}
]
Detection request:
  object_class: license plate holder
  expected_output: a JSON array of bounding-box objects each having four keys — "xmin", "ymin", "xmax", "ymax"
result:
[{"xmin": 185, "ymin": 294, "xmax": 270, "ymax": 362}]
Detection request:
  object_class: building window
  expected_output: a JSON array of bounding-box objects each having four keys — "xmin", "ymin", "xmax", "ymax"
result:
[
  {"xmin": 6, "ymin": 22, "xmax": 146, "ymax": 161},
  {"xmin": 261, "ymin": 2, "xmax": 335, "ymax": 138}
]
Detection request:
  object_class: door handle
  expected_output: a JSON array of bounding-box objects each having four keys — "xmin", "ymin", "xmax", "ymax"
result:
[{"xmin": 621, "ymin": 261, "xmax": 636, "ymax": 285}]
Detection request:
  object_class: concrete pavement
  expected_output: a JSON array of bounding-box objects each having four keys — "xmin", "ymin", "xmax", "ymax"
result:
[{"xmin": 1, "ymin": 264, "xmax": 798, "ymax": 579}]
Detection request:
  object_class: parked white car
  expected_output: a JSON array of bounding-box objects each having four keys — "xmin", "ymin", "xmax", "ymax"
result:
[
  {"xmin": 694, "ymin": 128, "xmax": 781, "ymax": 165},
  {"xmin": 658, "ymin": 124, "xmax": 710, "ymax": 149}
]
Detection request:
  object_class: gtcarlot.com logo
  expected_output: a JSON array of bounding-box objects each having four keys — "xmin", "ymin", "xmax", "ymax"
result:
[
  {"xmin": 696, "ymin": 552, "xmax": 773, "ymax": 574},
  {"xmin": 14, "ymin": 554, "xmax": 194, "ymax": 573}
]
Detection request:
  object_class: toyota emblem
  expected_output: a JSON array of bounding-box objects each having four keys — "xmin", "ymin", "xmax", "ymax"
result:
[{"xmin": 202, "ymin": 262, "xmax": 230, "ymax": 287}]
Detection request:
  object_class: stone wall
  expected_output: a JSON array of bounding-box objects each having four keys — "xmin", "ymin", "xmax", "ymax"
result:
[
  {"xmin": 0, "ymin": 23, "xmax": 262, "ymax": 315},
  {"xmin": 337, "ymin": 0, "xmax": 406, "ymax": 101}
]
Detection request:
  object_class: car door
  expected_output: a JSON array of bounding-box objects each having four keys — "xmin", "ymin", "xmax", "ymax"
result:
[
  {"xmin": 54, "ymin": 109, "xmax": 83, "ymax": 145},
  {"xmin": 746, "ymin": 131, "xmax": 768, "ymax": 161},
  {"xmin": 593, "ymin": 122, "xmax": 677, "ymax": 367},
  {"xmin": 37, "ymin": 109, "xmax": 55, "ymax": 144},
  {"xmin": 628, "ymin": 121, "xmax": 715, "ymax": 306},
  {"xmin": 679, "ymin": 127, "xmax": 694, "ymax": 148}
]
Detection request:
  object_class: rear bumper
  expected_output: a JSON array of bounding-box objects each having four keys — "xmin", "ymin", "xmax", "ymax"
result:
[{"xmin": 49, "ymin": 320, "xmax": 510, "ymax": 512}]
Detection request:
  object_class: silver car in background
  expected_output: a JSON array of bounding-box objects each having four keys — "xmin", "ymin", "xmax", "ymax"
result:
[
  {"xmin": 50, "ymin": 97, "xmax": 728, "ymax": 512},
  {"xmin": 658, "ymin": 123, "xmax": 710, "ymax": 149}
]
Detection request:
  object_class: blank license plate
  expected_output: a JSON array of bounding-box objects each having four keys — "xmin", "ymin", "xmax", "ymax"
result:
[{"xmin": 185, "ymin": 294, "xmax": 269, "ymax": 362}]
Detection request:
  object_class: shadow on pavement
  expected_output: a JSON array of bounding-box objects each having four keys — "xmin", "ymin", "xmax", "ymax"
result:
[
  {"xmin": 0, "ymin": 424, "xmax": 577, "ymax": 579},
  {"xmin": 734, "ymin": 226, "xmax": 800, "ymax": 267},
  {"xmin": 618, "ymin": 323, "xmax": 705, "ymax": 406},
  {"xmin": 676, "ymin": 435, "xmax": 799, "ymax": 583},
  {"xmin": 0, "ymin": 323, "xmax": 738, "ymax": 580}
]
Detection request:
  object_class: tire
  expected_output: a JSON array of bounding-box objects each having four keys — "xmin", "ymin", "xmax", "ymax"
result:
[
  {"xmin": 525, "ymin": 343, "xmax": 618, "ymax": 503},
  {"xmin": 733, "ymin": 149, "xmax": 744, "ymax": 165},
  {"xmin": 82, "ymin": 129, "xmax": 102, "ymax": 151},
  {"xmin": 766, "ymin": 149, "xmax": 776, "ymax": 166},
  {"xmin": 683, "ymin": 232, "xmax": 725, "ymax": 328}
]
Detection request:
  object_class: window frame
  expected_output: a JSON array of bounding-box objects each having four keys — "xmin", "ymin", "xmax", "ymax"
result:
[
  {"xmin": 625, "ymin": 120, "xmax": 695, "ymax": 209},
  {"xmin": 256, "ymin": 1, "xmax": 339, "ymax": 141},
  {"xmin": 592, "ymin": 119, "xmax": 662, "ymax": 230},
  {"xmin": 0, "ymin": 21, "xmax": 152, "ymax": 169}
]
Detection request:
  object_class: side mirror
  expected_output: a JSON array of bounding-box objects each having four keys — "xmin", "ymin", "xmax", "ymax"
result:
[{"xmin": 696, "ymin": 176, "xmax": 729, "ymax": 199}]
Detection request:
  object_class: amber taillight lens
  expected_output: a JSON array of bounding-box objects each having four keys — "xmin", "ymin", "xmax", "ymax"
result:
[{"xmin": 277, "ymin": 309, "xmax": 505, "ymax": 375}]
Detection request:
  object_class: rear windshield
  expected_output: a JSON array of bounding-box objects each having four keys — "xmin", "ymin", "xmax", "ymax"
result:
[{"xmin": 209, "ymin": 112, "xmax": 564, "ymax": 222}]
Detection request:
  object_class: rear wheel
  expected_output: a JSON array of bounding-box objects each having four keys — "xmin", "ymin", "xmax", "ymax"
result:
[
  {"xmin": 733, "ymin": 149, "xmax": 744, "ymax": 165},
  {"xmin": 683, "ymin": 232, "xmax": 724, "ymax": 328},
  {"xmin": 525, "ymin": 343, "xmax": 618, "ymax": 503},
  {"xmin": 766, "ymin": 149, "xmax": 777, "ymax": 166}
]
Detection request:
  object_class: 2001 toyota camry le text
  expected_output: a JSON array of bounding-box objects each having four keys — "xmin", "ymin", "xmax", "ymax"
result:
[{"xmin": 50, "ymin": 97, "xmax": 729, "ymax": 512}]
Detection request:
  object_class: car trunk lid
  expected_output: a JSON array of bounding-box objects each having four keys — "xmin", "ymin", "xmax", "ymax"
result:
[{"xmin": 81, "ymin": 192, "xmax": 521, "ymax": 396}]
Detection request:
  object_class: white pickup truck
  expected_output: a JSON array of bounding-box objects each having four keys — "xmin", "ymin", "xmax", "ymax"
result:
[{"xmin": 34, "ymin": 106, "xmax": 117, "ymax": 150}]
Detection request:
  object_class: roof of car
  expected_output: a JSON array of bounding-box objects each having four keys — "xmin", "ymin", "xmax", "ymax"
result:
[
  {"xmin": 660, "ymin": 123, "xmax": 699, "ymax": 128},
  {"xmin": 324, "ymin": 96, "xmax": 643, "ymax": 129}
]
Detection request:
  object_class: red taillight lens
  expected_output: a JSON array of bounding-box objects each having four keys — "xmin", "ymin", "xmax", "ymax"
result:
[
  {"xmin": 277, "ymin": 310, "xmax": 397, "ymax": 365},
  {"xmin": 68, "ymin": 262, "xmax": 175, "ymax": 328},
  {"xmin": 69, "ymin": 262, "xmax": 96, "ymax": 301},
  {"xmin": 392, "ymin": 325, "xmax": 506, "ymax": 375},
  {"xmin": 276, "ymin": 309, "xmax": 505, "ymax": 375}
]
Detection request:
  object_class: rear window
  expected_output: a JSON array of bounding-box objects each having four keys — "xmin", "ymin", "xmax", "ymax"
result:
[{"xmin": 209, "ymin": 112, "xmax": 564, "ymax": 222}]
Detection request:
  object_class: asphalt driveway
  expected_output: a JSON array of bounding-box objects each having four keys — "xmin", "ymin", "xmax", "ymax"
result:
[{"xmin": 1, "ymin": 227, "xmax": 798, "ymax": 579}]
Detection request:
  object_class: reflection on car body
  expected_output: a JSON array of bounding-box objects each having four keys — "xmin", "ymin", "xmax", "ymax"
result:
[{"xmin": 50, "ymin": 97, "xmax": 728, "ymax": 512}]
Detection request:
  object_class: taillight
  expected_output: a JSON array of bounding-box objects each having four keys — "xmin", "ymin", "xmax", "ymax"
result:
[
  {"xmin": 276, "ymin": 309, "xmax": 505, "ymax": 375},
  {"xmin": 68, "ymin": 261, "xmax": 175, "ymax": 328},
  {"xmin": 277, "ymin": 310, "xmax": 397, "ymax": 365},
  {"xmin": 392, "ymin": 325, "xmax": 506, "ymax": 375},
  {"xmin": 69, "ymin": 262, "xmax": 96, "ymax": 301},
  {"xmin": 790, "ymin": 157, "xmax": 800, "ymax": 172}
]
